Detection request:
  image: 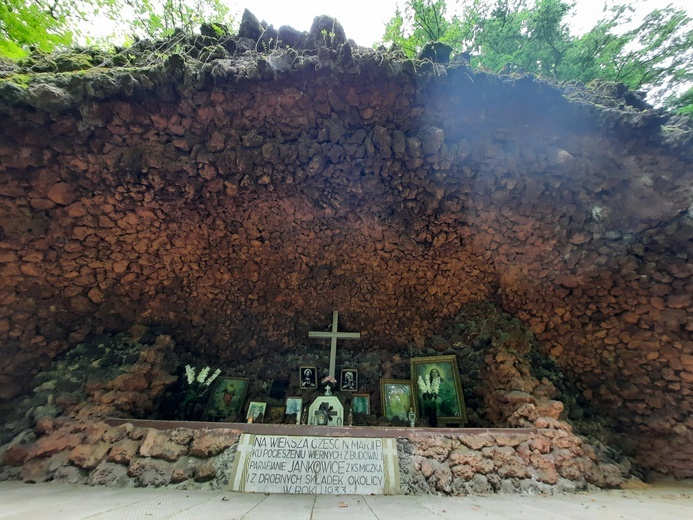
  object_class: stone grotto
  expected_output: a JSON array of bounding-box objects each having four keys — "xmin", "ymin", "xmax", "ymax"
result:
[{"xmin": 0, "ymin": 10, "xmax": 691, "ymax": 495}]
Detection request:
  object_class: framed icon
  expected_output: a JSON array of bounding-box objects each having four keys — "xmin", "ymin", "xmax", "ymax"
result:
[
  {"xmin": 340, "ymin": 368, "xmax": 358, "ymax": 392},
  {"xmin": 285, "ymin": 397, "xmax": 303, "ymax": 417},
  {"xmin": 246, "ymin": 401, "xmax": 267, "ymax": 422},
  {"xmin": 411, "ymin": 355, "xmax": 467, "ymax": 425},
  {"xmin": 380, "ymin": 379, "xmax": 415, "ymax": 421},
  {"xmin": 351, "ymin": 394, "xmax": 370, "ymax": 415},
  {"xmin": 203, "ymin": 377, "xmax": 249, "ymax": 421},
  {"xmin": 300, "ymin": 366, "xmax": 317, "ymax": 388}
]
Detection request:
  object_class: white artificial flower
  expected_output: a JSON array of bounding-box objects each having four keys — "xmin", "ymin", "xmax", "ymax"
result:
[
  {"xmin": 185, "ymin": 365, "xmax": 195, "ymax": 384},
  {"xmin": 418, "ymin": 375, "xmax": 430, "ymax": 394},
  {"xmin": 418, "ymin": 374, "xmax": 440, "ymax": 397},
  {"xmin": 206, "ymin": 368, "xmax": 222, "ymax": 386},
  {"xmin": 197, "ymin": 366, "xmax": 210, "ymax": 383}
]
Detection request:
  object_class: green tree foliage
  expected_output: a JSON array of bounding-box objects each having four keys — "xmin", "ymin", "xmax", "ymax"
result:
[
  {"xmin": 0, "ymin": 0, "xmax": 233, "ymax": 59},
  {"xmin": 564, "ymin": 4, "xmax": 693, "ymax": 103},
  {"xmin": 383, "ymin": 0, "xmax": 693, "ymax": 108},
  {"xmin": 118, "ymin": 0, "xmax": 232, "ymax": 40},
  {"xmin": 666, "ymin": 87, "xmax": 693, "ymax": 114},
  {"xmin": 0, "ymin": 0, "xmax": 78, "ymax": 59},
  {"xmin": 384, "ymin": 0, "xmax": 478, "ymax": 56}
]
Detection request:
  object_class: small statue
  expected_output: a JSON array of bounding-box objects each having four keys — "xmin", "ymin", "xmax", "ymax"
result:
[
  {"xmin": 348, "ymin": 407, "xmax": 353, "ymax": 426},
  {"xmin": 408, "ymin": 407, "xmax": 416, "ymax": 428},
  {"xmin": 301, "ymin": 407, "xmax": 308, "ymax": 425}
]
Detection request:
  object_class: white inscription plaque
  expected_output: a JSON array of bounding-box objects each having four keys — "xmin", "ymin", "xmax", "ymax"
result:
[{"xmin": 230, "ymin": 434, "xmax": 400, "ymax": 495}]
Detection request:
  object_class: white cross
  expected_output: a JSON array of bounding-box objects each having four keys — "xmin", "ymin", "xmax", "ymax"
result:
[{"xmin": 308, "ymin": 310, "xmax": 361, "ymax": 379}]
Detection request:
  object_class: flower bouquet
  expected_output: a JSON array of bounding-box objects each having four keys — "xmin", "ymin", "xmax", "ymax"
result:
[
  {"xmin": 417, "ymin": 373, "xmax": 441, "ymax": 427},
  {"xmin": 321, "ymin": 375, "xmax": 337, "ymax": 395},
  {"xmin": 182, "ymin": 365, "xmax": 221, "ymax": 419}
]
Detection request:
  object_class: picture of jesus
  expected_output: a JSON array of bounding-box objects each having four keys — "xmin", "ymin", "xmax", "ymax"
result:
[
  {"xmin": 300, "ymin": 366, "xmax": 317, "ymax": 388},
  {"xmin": 203, "ymin": 377, "xmax": 249, "ymax": 420}
]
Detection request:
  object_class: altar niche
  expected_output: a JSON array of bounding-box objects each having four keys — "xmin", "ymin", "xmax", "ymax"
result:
[{"xmin": 230, "ymin": 434, "xmax": 400, "ymax": 495}]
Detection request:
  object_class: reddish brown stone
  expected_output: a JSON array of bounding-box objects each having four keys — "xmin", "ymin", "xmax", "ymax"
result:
[
  {"xmin": 2, "ymin": 443, "xmax": 36, "ymax": 466},
  {"xmin": 34, "ymin": 430, "xmax": 84, "ymax": 457},
  {"xmin": 528, "ymin": 451, "xmax": 559, "ymax": 484},
  {"xmin": 84, "ymin": 422, "xmax": 111, "ymax": 444},
  {"xmin": 127, "ymin": 457, "xmax": 174, "ymax": 487},
  {"xmin": 171, "ymin": 457, "xmax": 195, "ymax": 483},
  {"xmin": 190, "ymin": 429, "xmax": 238, "ymax": 458},
  {"xmin": 449, "ymin": 448, "xmax": 495, "ymax": 478},
  {"xmin": 69, "ymin": 442, "xmax": 111, "ymax": 470},
  {"xmin": 169, "ymin": 428, "xmax": 194, "ymax": 445},
  {"xmin": 139, "ymin": 429, "xmax": 188, "ymax": 462},
  {"xmin": 490, "ymin": 433, "xmax": 524, "ymax": 448},
  {"xmin": 107, "ymin": 439, "xmax": 139, "ymax": 465},
  {"xmin": 46, "ymin": 183, "xmax": 76, "ymax": 205},
  {"xmin": 21, "ymin": 458, "xmax": 51, "ymax": 483},
  {"xmin": 411, "ymin": 435, "xmax": 456, "ymax": 462},
  {"xmin": 194, "ymin": 460, "xmax": 217, "ymax": 482},
  {"xmin": 534, "ymin": 400, "xmax": 564, "ymax": 420},
  {"xmin": 459, "ymin": 435, "xmax": 493, "ymax": 451},
  {"xmin": 34, "ymin": 417, "xmax": 57, "ymax": 435},
  {"xmin": 102, "ymin": 424, "xmax": 133, "ymax": 443}
]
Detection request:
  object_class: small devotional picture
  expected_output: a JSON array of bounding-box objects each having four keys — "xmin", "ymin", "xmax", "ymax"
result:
[
  {"xmin": 300, "ymin": 366, "xmax": 317, "ymax": 388},
  {"xmin": 340, "ymin": 368, "xmax": 358, "ymax": 391}
]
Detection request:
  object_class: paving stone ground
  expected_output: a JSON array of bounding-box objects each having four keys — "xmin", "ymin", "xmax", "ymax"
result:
[{"xmin": 0, "ymin": 480, "xmax": 691, "ymax": 519}]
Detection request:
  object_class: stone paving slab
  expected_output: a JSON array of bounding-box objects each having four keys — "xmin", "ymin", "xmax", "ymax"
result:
[{"xmin": 0, "ymin": 481, "xmax": 691, "ymax": 520}]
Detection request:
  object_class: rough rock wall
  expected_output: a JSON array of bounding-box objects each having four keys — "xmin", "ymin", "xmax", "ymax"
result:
[
  {"xmin": 1, "ymin": 420, "xmax": 240, "ymax": 488},
  {"xmin": 0, "ymin": 43, "xmax": 691, "ymax": 476},
  {"xmin": 399, "ymin": 427, "xmax": 624, "ymax": 495},
  {"xmin": 0, "ymin": 419, "xmax": 625, "ymax": 493}
]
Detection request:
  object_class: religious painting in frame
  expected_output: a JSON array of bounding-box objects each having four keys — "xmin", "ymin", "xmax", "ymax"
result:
[
  {"xmin": 351, "ymin": 393, "xmax": 370, "ymax": 415},
  {"xmin": 340, "ymin": 368, "xmax": 358, "ymax": 392},
  {"xmin": 203, "ymin": 377, "xmax": 249, "ymax": 421},
  {"xmin": 285, "ymin": 397, "xmax": 302, "ymax": 418},
  {"xmin": 246, "ymin": 401, "xmax": 267, "ymax": 422},
  {"xmin": 411, "ymin": 355, "xmax": 467, "ymax": 426},
  {"xmin": 269, "ymin": 406, "xmax": 286, "ymax": 423},
  {"xmin": 380, "ymin": 379, "xmax": 415, "ymax": 421},
  {"xmin": 300, "ymin": 366, "xmax": 317, "ymax": 388}
]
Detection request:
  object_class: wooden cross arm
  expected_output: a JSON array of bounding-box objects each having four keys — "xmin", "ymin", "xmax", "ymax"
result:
[{"xmin": 308, "ymin": 332, "xmax": 361, "ymax": 339}]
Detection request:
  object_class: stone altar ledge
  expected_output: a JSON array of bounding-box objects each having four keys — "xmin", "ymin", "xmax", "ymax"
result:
[{"xmin": 105, "ymin": 418, "xmax": 536, "ymax": 437}]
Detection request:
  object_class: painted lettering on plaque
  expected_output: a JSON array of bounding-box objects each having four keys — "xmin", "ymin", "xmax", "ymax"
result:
[{"xmin": 230, "ymin": 434, "xmax": 399, "ymax": 495}]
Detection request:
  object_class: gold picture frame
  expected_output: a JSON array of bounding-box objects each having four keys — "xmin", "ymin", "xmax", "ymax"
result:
[
  {"xmin": 411, "ymin": 355, "xmax": 467, "ymax": 426},
  {"xmin": 380, "ymin": 379, "xmax": 415, "ymax": 421}
]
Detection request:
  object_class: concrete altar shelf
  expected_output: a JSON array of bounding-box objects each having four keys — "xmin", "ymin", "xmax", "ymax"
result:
[{"xmin": 104, "ymin": 418, "xmax": 536, "ymax": 436}]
